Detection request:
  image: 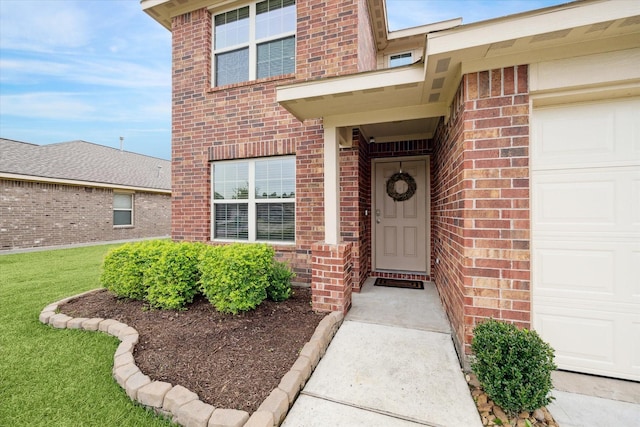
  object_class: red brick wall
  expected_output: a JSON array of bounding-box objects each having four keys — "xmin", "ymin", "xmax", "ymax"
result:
[
  {"xmin": 432, "ymin": 85, "xmax": 467, "ymax": 352},
  {"xmin": 296, "ymin": 0, "xmax": 361, "ymax": 80},
  {"xmin": 432, "ymin": 66, "xmax": 531, "ymax": 355},
  {"xmin": 338, "ymin": 130, "xmax": 373, "ymax": 290},
  {"xmin": 170, "ymin": 1, "xmax": 367, "ymax": 284},
  {"xmin": 357, "ymin": 0, "xmax": 377, "ymax": 72},
  {"xmin": 311, "ymin": 241, "xmax": 353, "ymax": 313},
  {"xmin": 171, "ymin": 9, "xmax": 212, "ymax": 243},
  {"xmin": 0, "ymin": 179, "xmax": 170, "ymax": 250}
]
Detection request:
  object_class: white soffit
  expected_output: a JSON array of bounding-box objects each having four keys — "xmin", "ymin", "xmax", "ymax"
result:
[
  {"xmin": 278, "ymin": 1, "xmax": 640, "ymax": 125},
  {"xmin": 425, "ymin": 0, "xmax": 640, "ymax": 105},
  {"xmin": 277, "ymin": 65, "xmax": 430, "ymax": 121},
  {"xmin": 142, "ymin": 0, "xmax": 218, "ymax": 30}
]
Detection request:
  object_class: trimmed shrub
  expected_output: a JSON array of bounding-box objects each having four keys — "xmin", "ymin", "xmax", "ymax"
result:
[
  {"xmin": 145, "ymin": 242, "xmax": 206, "ymax": 310},
  {"xmin": 100, "ymin": 240, "xmax": 172, "ymax": 300},
  {"xmin": 266, "ymin": 260, "xmax": 294, "ymax": 302},
  {"xmin": 471, "ymin": 319, "xmax": 557, "ymax": 415},
  {"xmin": 199, "ymin": 243, "xmax": 275, "ymax": 314}
]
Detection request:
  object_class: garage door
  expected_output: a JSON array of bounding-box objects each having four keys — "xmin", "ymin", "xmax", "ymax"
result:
[{"xmin": 532, "ymin": 97, "xmax": 640, "ymax": 381}]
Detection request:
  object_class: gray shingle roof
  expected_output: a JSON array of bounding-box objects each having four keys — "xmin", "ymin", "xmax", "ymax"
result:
[{"xmin": 0, "ymin": 139, "xmax": 171, "ymax": 191}]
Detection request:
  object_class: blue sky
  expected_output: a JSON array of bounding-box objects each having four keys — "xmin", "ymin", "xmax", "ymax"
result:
[{"xmin": 0, "ymin": 0, "xmax": 568, "ymax": 160}]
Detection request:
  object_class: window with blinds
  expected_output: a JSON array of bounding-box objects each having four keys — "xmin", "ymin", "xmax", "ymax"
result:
[
  {"xmin": 212, "ymin": 156, "xmax": 295, "ymax": 242},
  {"xmin": 113, "ymin": 193, "xmax": 133, "ymax": 226},
  {"xmin": 213, "ymin": 0, "xmax": 295, "ymax": 86}
]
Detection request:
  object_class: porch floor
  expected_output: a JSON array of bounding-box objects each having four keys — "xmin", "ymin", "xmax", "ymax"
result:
[{"xmin": 348, "ymin": 277, "xmax": 451, "ymax": 333}]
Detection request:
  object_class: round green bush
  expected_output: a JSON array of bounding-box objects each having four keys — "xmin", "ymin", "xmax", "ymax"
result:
[
  {"xmin": 198, "ymin": 243, "xmax": 274, "ymax": 314},
  {"xmin": 471, "ymin": 319, "xmax": 557, "ymax": 415},
  {"xmin": 145, "ymin": 241, "xmax": 206, "ymax": 310},
  {"xmin": 100, "ymin": 240, "xmax": 172, "ymax": 300}
]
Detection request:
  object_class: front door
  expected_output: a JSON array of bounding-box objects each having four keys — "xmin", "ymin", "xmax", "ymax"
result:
[{"xmin": 374, "ymin": 159, "xmax": 428, "ymax": 272}]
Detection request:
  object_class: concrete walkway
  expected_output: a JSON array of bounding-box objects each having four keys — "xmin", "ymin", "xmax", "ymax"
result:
[
  {"xmin": 282, "ymin": 280, "xmax": 482, "ymax": 426},
  {"xmin": 282, "ymin": 278, "xmax": 640, "ymax": 427}
]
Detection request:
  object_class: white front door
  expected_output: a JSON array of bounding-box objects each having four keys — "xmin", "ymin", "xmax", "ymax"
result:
[{"xmin": 374, "ymin": 159, "xmax": 428, "ymax": 272}]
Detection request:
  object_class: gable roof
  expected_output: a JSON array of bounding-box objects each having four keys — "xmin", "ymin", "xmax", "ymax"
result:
[{"xmin": 0, "ymin": 139, "xmax": 171, "ymax": 192}]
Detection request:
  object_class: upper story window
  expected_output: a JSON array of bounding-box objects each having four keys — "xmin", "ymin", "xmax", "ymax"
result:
[
  {"xmin": 389, "ymin": 52, "xmax": 413, "ymax": 68},
  {"xmin": 213, "ymin": 0, "xmax": 296, "ymax": 87}
]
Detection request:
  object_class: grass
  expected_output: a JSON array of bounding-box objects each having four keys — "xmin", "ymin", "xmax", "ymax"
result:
[{"xmin": 0, "ymin": 244, "xmax": 172, "ymax": 427}]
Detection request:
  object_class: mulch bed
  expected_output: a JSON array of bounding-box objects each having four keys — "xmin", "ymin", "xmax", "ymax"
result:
[
  {"xmin": 60, "ymin": 288, "xmax": 559, "ymax": 425},
  {"xmin": 59, "ymin": 287, "xmax": 325, "ymax": 413}
]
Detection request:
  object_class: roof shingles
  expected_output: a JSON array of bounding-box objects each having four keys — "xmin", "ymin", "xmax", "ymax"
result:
[{"xmin": 0, "ymin": 139, "xmax": 171, "ymax": 191}]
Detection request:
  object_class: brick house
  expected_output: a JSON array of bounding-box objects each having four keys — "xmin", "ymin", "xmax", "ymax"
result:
[
  {"xmin": 1, "ymin": 139, "xmax": 171, "ymax": 250},
  {"xmin": 142, "ymin": 0, "xmax": 640, "ymax": 381}
]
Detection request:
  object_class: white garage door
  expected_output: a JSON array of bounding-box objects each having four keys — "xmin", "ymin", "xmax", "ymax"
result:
[{"xmin": 532, "ymin": 97, "xmax": 640, "ymax": 381}]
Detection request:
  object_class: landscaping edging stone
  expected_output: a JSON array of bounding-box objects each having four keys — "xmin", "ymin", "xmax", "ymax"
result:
[{"xmin": 39, "ymin": 289, "xmax": 344, "ymax": 427}]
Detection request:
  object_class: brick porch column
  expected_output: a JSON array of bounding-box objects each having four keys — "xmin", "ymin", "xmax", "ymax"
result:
[{"xmin": 311, "ymin": 242, "xmax": 353, "ymax": 314}]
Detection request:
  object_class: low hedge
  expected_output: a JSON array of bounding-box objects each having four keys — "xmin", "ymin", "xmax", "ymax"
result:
[
  {"xmin": 145, "ymin": 241, "xmax": 207, "ymax": 310},
  {"xmin": 100, "ymin": 240, "xmax": 293, "ymax": 313},
  {"xmin": 471, "ymin": 319, "xmax": 556, "ymax": 415},
  {"xmin": 100, "ymin": 240, "xmax": 173, "ymax": 300},
  {"xmin": 198, "ymin": 243, "xmax": 293, "ymax": 314}
]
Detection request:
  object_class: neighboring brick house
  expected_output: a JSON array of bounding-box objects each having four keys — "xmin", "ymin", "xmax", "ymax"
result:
[
  {"xmin": 0, "ymin": 139, "xmax": 171, "ymax": 250},
  {"xmin": 142, "ymin": 0, "xmax": 640, "ymax": 381}
]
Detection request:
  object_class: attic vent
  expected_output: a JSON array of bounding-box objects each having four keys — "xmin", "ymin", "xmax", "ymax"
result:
[
  {"xmin": 431, "ymin": 77, "xmax": 445, "ymax": 90},
  {"xmin": 531, "ymin": 29, "xmax": 571, "ymax": 43},
  {"xmin": 586, "ymin": 21, "xmax": 613, "ymax": 33},
  {"xmin": 621, "ymin": 15, "xmax": 640, "ymax": 27},
  {"xmin": 435, "ymin": 57, "xmax": 451, "ymax": 73},
  {"xmin": 490, "ymin": 39, "xmax": 516, "ymax": 50}
]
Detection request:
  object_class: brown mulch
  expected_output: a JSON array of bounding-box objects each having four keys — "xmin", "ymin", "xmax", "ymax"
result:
[{"xmin": 59, "ymin": 287, "xmax": 325, "ymax": 413}]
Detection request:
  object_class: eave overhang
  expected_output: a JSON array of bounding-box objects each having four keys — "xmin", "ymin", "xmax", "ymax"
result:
[
  {"xmin": 277, "ymin": 0, "xmax": 640, "ymax": 129},
  {"xmin": 141, "ymin": 0, "xmax": 217, "ymax": 30},
  {"xmin": 0, "ymin": 172, "xmax": 172, "ymax": 194}
]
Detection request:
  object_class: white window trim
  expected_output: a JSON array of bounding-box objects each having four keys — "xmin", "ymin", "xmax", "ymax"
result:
[
  {"xmin": 211, "ymin": 0, "xmax": 296, "ymax": 86},
  {"xmin": 113, "ymin": 192, "xmax": 134, "ymax": 228},
  {"xmin": 387, "ymin": 51, "xmax": 413, "ymax": 68},
  {"xmin": 210, "ymin": 157, "xmax": 296, "ymax": 244}
]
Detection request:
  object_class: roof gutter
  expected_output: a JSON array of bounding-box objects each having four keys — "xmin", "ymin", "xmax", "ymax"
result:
[{"xmin": 0, "ymin": 173, "xmax": 171, "ymax": 194}]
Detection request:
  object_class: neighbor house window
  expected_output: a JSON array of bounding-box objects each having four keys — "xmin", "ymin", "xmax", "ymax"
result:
[
  {"xmin": 212, "ymin": 157, "xmax": 295, "ymax": 242},
  {"xmin": 213, "ymin": 0, "xmax": 296, "ymax": 86},
  {"xmin": 389, "ymin": 52, "xmax": 413, "ymax": 68},
  {"xmin": 113, "ymin": 193, "xmax": 133, "ymax": 226}
]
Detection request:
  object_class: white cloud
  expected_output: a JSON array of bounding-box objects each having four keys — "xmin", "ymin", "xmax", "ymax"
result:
[
  {"xmin": 0, "ymin": 56, "xmax": 169, "ymax": 89},
  {"xmin": 0, "ymin": 92, "xmax": 96, "ymax": 120},
  {"xmin": 0, "ymin": 0, "xmax": 91, "ymax": 52}
]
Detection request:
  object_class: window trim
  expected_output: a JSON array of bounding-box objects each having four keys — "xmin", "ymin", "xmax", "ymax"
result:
[
  {"xmin": 113, "ymin": 192, "xmax": 134, "ymax": 228},
  {"xmin": 210, "ymin": 156, "xmax": 296, "ymax": 244},
  {"xmin": 388, "ymin": 51, "xmax": 414, "ymax": 68},
  {"xmin": 212, "ymin": 0, "xmax": 296, "ymax": 87}
]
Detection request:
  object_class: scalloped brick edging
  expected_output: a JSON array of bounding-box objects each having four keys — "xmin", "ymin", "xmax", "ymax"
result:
[{"xmin": 39, "ymin": 289, "xmax": 344, "ymax": 427}]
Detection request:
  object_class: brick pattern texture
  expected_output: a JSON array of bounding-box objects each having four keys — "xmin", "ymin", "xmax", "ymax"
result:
[
  {"xmin": 311, "ymin": 242, "xmax": 353, "ymax": 313},
  {"xmin": 432, "ymin": 66, "xmax": 531, "ymax": 355},
  {"xmin": 338, "ymin": 130, "xmax": 371, "ymax": 290},
  {"xmin": 170, "ymin": 1, "xmax": 374, "ymax": 286},
  {"xmin": 1, "ymin": 179, "xmax": 170, "ymax": 250}
]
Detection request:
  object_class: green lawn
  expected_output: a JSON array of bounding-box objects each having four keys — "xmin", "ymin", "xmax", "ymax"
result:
[{"xmin": 0, "ymin": 244, "xmax": 172, "ymax": 427}]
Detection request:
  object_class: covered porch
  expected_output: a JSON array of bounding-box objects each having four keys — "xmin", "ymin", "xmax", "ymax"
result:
[{"xmin": 277, "ymin": 0, "xmax": 640, "ymax": 358}]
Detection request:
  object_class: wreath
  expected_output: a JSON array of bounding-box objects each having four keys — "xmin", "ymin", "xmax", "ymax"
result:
[{"xmin": 386, "ymin": 171, "xmax": 417, "ymax": 202}]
